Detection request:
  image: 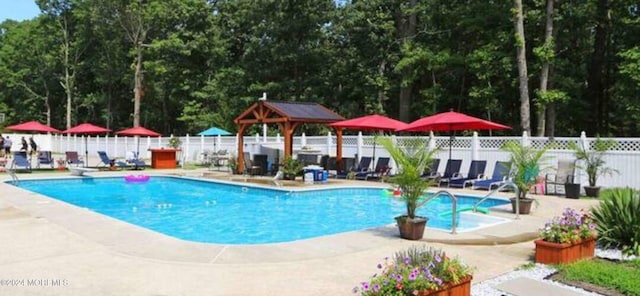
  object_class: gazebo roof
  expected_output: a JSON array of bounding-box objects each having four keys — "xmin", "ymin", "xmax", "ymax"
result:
[{"xmin": 234, "ymin": 101, "xmax": 344, "ymax": 124}]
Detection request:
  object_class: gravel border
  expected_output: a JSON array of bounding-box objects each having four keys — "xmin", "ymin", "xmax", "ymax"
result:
[{"xmin": 471, "ymin": 248, "xmax": 636, "ymax": 296}]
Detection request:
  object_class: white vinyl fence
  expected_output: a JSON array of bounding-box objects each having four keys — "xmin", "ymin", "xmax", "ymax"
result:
[{"xmin": 5, "ymin": 131, "xmax": 638, "ymax": 189}]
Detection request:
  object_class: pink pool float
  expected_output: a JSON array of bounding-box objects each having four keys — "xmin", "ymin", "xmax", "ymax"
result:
[{"xmin": 124, "ymin": 175, "xmax": 150, "ymax": 183}]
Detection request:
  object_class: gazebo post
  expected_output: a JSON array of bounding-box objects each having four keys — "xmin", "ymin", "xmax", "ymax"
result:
[
  {"xmin": 335, "ymin": 128, "xmax": 343, "ymax": 171},
  {"xmin": 237, "ymin": 123, "xmax": 248, "ymax": 173}
]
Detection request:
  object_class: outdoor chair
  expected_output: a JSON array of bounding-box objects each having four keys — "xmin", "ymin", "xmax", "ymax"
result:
[
  {"xmin": 355, "ymin": 157, "xmax": 391, "ymax": 180},
  {"xmin": 545, "ymin": 159, "xmax": 576, "ymax": 195},
  {"xmin": 447, "ymin": 160, "xmax": 488, "ymax": 188},
  {"xmin": 472, "ymin": 161, "xmax": 512, "ymax": 190},
  {"xmin": 421, "ymin": 158, "xmax": 441, "ymax": 179},
  {"xmin": 11, "ymin": 152, "xmax": 32, "ymax": 172},
  {"xmin": 426, "ymin": 159, "xmax": 462, "ymax": 184},
  {"xmin": 36, "ymin": 151, "xmax": 54, "ymax": 169},
  {"xmin": 97, "ymin": 151, "xmax": 127, "ymax": 170},
  {"xmin": 65, "ymin": 151, "xmax": 84, "ymax": 167},
  {"xmin": 243, "ymin": 152, "xmax": 262, "ymax": 175},
  {"xmin": 125, "ymin": 151, "xmax": 146, "ymax": 170},
  {"xmin": 336, "ymin": 156, "xmax": 371, "ymax": 179}
]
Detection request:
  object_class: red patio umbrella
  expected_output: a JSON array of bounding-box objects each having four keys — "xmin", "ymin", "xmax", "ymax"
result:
[
  {"xmin": 63, "ymin": 123, "xmax": 112, "ymax": 166},
  {"xmin": 330, "ymin": 114, "xmax": 409, "ymax": 169},
  {"xmin": 5, "ymin": 121, "xmax": 61, "ymax": 133},
  {"xmin": 115, "ymin": 126, "xmax": 162, "ymax": 156},
  {"xmin": 398, "ymin": 110, "xmax": 510, "ymax": 160}
]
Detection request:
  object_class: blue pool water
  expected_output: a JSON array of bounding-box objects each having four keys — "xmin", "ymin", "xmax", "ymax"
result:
[{"xmin": 14, "ymin": 176, "xmax": 509, "ymax": 244}]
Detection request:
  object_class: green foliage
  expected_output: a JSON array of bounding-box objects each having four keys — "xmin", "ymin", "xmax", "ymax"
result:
[
  {"xmin": 377, "ymin": 137, "xmax": 437, "ymax": 219},
  {"xmin": 280, "ymin": 156, "xmax": 303, "ymax": 176},
  {"xmin": 501, "ymin": 141, "xmax": 551, "ymax": 199},
  {"xmin": 591, "ymin": 188, "xmax": 640, "ymax": 256},
  {"xmin": 0, "ymin": 0, "xmax": 638, "ymax": 136},
  {"xmin": 355, "ymin": 245, "xmax": 472, "ymax": 295},
  {"xmin": 569, "ymin": 138, "xmax": 618, "ymax": 187},
  {"xmin": 556, "ymin": 259, "xmax": 640, "ymax": 296},
  {"xmin": 167, "ymin": 136, "xmax": 181, "ymax": 148}
]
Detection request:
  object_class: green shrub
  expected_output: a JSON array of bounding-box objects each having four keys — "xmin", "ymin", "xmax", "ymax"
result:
[
  {"xmin": 591, "ymin": 188, "xmax": 640, "ymax": 256},
  {"xmin": 556, "ymin": 259, "xmax": 640, "ymax": 296}
]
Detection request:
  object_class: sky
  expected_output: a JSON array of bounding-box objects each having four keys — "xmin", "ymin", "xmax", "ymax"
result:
[{"xmin": 0, "ymin": 0, "xmax": 41, "ymax": 22}]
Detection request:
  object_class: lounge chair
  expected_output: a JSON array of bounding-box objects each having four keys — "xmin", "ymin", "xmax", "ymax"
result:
[
  {"xmin": 447, "ymin": 160, "xmax": 488, "ymax": 188},
  {"xmin": 472, "ymin": 161, "xmax": 511, "ymax": 190},
  {"xmin": 65, "ymin": 151, "xmax": 84, "ymax": 167},
  {"xmin": 11, "ymin": 152, "xmax": 32, "ymax": 172},
  {"xmin": 428, "ymin": 159, "xmax": 462, "ymax": 185},
  {"xmin": 336, "ymin": 156, "xmax": 372, "ymax": 179},
  {"xmin": 545, "ymin": 159, "xmax": 575, "ymax": 195},
  {"xmin": 421, "ymin": 158, "xmax": 441, "ymax": 179},
  {"xmin": 126, "ymin": 151, "xmax": 146, "ymax": 170},
  {"xmin": 355, "ymin": 157, "xmax": 390, "ymax": 180},
  {"xmin": 36, "ymin": 151, "xmax": 54, "ymax": 169},
  {"xmin": 97, "ymin": 151, "xmax": 127, "ymax": 170}
]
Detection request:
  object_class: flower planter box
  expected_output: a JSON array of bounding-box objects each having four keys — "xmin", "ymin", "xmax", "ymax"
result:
[
  {"xmin": 418, "ymin": 276, "xmax": 473, "ymax": 296},
  {"xmin": 534, "ymin": 238, "xmax": 595, "ymax": 264}
]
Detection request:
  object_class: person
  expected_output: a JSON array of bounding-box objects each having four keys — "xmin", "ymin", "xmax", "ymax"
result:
[
  {"xmin": 29, "ymin": 136, "xmax": 38, "ymax": 156},
  {"xmin": 20, "ymin": 137, "xmax": 28, "ymax": 153},
  {"xmin": 0, "ymin": 134, "xmax": 4, "ymax": 157},
  {"xmin": 3, "ymin": 136, "xmax": 12, "ymax": 158}
]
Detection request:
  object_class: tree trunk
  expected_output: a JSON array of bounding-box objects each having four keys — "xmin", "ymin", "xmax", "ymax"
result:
[
  {"xmin": 134, "ymin": 44, "xmax": 143, "ymax": 128},
  {"xmin": 514, "ymin": 0, "xmax": 531, "ymax": 134},
  {"xmin": 586, "ymin": 0, "xmax": 611, "ymax": 135},
  {"xmin": 536, "ymin": 0, "xmax": 554, "ymax": 137},
  {"xmin": 398, "ymin": 0, "xmax": 416, "ymax": 122}
]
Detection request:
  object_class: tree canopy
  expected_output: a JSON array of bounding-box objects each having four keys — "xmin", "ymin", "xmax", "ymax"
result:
[{"xmin": 0, "ymin": 0, "xmax": 638, "ymax": 136}]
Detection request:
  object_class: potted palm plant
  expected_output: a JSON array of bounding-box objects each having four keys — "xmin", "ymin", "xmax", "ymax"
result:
[
  {"xmin": 569, "ymin": 138, "xmax": 618, "ymax": 197},
  {"xmin": 378, "ymin": 137, "xmax": 438, "ymax": 240},
  {"xmin": 501, "ymin": 141, "xmax": 550, "ymax": 214},
  {"xmin": 280, "ymin": 156, "xmax": 303, "ymax": 180}
]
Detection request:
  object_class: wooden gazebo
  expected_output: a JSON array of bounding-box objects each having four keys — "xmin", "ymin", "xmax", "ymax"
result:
[{"xmin": 234, "ymin": 100, "xmax": 345, "ymax": 173}]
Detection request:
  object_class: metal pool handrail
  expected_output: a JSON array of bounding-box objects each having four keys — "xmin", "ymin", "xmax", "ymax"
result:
[
  {"xmin": 7, "ymin": 168, "xmax": 19, "ymax": 185},
  {"xmin": 420, "ymin": 190, "xmax": 458, "ymax": 234},
  {"xmin": 473, "ymin": 180, "xmax": 520, "ymax": 219}
]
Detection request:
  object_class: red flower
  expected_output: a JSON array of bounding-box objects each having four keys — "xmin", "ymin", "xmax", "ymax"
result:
[{"xmin": 396, "ymin": 283, "xmax": 403, "ymax": 290}]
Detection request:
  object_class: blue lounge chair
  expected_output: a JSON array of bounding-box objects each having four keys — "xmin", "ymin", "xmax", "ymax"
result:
[
  {"xmin": 11, "ymin": 152, "xmax": 31, "ymax": 172},
  {"xmin": 36, "ymin": 151, "xmax": 54, "ymax": 169},
  {"xmin": 447, "ymin": 160, "xmax": 488, "ymax": 188},
  {"xmin": 355, "ymin": 157, "xmax": 390, "ymax": 180},
  {"xmin": 126, "ymin": 151, "xmax": 147, "ymax": 170},
  {"xmin": 472, "ymin": 161, "xmax": 511, "ymax": 190},
  {"xmin": 336, "ymin": 156, "xmax": 372, "ymax": 179},
  {"xmin": 65, "ymin": 151, "xmax": 84, "ymax": 167},
  {"xmin": 97, "ymin": 151, "xmax": 127, "ymax": 170}
]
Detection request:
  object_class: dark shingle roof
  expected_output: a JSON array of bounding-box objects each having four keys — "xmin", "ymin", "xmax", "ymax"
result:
[{"xmin": 265, "ymin": 101, "xmax": 343, "ymax": 122}]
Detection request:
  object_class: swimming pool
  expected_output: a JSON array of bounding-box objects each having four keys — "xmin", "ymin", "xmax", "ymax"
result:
[{"xmin": 13, "ymin": 176, "xmax": 510, "ymax": 244}]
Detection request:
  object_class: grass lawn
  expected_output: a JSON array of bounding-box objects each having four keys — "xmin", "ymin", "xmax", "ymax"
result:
[{"xmin": 553, "ymin": 258, "xmax": 640, "ymax": 296}]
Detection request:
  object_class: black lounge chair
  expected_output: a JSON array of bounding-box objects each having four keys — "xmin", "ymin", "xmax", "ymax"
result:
[
  {"xmin": 355, "ymin": 157, "xmax": 390, "ymax": 180},
  {"xmin": 447, "ymin": 160, "xmax": 488, "ymax": 188},
  {"xmin": 428, "ymin": 159, "xmax": 462, "ymax": 185},
  {"xmin": 336, "ymin": 156, "xmax": 372, "ymax": 179}
]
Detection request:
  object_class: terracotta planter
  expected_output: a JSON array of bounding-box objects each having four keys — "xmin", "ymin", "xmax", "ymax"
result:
[
  {"xmin": 584, "ymin": 186, "xmax": 600, "ymax": 198},
  {"xmin": 396, "ymin": 215, "xmax": 428, "ymax": 240},
  {"xmin": 418, "ymin": 276, "xmax": 473, "ymax": 296},
  {"xmin": 510, "ymin": 198, "xmax": 534, "ymax": 214},
  {"xmin": 534, "ymin": 238, "xmax": 596, "ymax": 264}
]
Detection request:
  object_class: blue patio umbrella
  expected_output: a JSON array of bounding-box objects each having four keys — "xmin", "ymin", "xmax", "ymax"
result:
[
  {"xmin": 197, "ymin": 127, "xmax": 232, "ymax": 136},
  {"xmin": 197, "ymin": 127, "xmax": 232, "ymax": 153}
]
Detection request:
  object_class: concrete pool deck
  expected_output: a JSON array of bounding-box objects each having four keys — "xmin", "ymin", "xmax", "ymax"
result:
[{"xmin": 0, "ymin": 169, "xmax": 600, "ymax": 295}]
